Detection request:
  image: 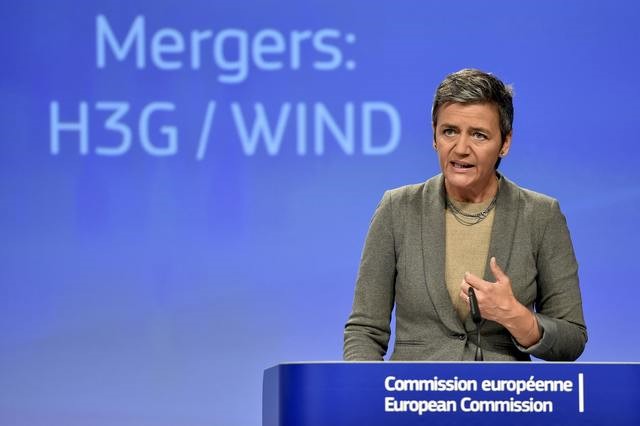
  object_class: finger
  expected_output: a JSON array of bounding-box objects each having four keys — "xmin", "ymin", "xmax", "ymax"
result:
[
  {"xmin": 459, "ymin": 289, "xmax": 470, "ymax": 304},
  {"xmin": 489, "ymin": 257, "xmax": 507, "ymax": 281},
  {"xmin": 460, "ymin": 278, "xmax": 471, "ymax": 295},
  {"xmin": 463, "ymin": 271, "xmax": 481, "ymax": 285},
  {"xmin": 464, "ymin": 271, "xmax": 489, "ymax": 291}
]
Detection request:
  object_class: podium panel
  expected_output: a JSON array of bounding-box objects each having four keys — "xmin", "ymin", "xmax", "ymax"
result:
[{"xmin": 263, "ymin": 362, "xmax": 640, "ymax": 426}]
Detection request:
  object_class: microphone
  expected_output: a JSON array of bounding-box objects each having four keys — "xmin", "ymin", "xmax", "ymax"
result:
[
  {"xmin": 468, "ymin": 288, "xmax": 484, "ymax": 361},
  {"xmin": 468, "ymin": 288, "xmax": 482, "ymax": 324}
]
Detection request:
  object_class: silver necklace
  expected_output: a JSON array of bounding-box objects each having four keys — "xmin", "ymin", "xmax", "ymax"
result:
[{"xmin": 446, "ymin": 182, "xmax": 499, "ymax": 226}]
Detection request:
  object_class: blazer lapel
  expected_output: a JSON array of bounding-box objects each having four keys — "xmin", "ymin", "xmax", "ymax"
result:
[
  {"xmin": 484, "ymin": 175, "xmax": 521, "ymax": 282},
  {"xmin": 421, "ymin": 174, "xmax": 465, "ymax": 334}
]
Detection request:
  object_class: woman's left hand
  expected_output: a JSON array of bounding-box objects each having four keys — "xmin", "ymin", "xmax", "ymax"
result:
[
  {"xmin": 459, "ymin": 256, "xmax": 541, "ymax": 347},
  {"xmin": 459, "ymin": 256, "xmax": 518, "ymax": 324}
]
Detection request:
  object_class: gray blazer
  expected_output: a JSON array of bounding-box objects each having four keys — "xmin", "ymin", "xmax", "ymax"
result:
[{"xmin": 344, "ymin": 174, "xmax": 587, "ymax": 361}]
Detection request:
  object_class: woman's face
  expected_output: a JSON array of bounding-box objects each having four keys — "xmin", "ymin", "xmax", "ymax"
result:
[{"xmin": 433, "ymin": 102, "xmax": 511, "ymax": 202}]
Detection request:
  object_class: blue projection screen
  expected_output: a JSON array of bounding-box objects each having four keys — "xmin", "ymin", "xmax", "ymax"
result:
[{"xmin": 1, "ymin": 1, "xmax": 639, "ymax": 425}]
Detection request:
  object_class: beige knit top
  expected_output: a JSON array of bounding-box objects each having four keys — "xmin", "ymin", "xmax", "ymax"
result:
[{"xmin": 445, "ymin": 198, "xmax": 496, "ymax": 321}]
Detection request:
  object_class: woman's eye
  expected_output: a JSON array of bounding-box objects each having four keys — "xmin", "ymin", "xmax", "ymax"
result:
[{"xmin": 472, "ymin": 132, "xmax": 487, "ymax": 140}]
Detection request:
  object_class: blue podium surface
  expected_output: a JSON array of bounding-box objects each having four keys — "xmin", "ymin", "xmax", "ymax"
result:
[{"xmin": 263, "ymin": 362, "xmax": 640, "ymax": 426}]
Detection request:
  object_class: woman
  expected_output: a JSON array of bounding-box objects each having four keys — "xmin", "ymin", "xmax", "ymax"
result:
[{"xmin": 343, "ymin": 69, "xmax": 586, "ymax": 361}]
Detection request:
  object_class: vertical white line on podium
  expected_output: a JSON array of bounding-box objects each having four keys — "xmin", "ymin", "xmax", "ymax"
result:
[{"xmin": 578, "ymin": 373, "xmax": 585, "ymax": 413}]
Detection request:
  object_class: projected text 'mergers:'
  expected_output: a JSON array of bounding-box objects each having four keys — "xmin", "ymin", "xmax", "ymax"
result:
[{"xmin": 96, "ymin": 15, "xmax": 358, "ymax": 83}]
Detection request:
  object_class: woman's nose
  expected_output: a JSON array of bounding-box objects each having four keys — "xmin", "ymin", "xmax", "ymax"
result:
[{"xmin": 453, "ymin": 135, "xmax": 471, "ymax": 155}]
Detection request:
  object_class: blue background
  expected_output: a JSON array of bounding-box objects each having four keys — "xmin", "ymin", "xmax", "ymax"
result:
[{"xmin": 1, "ymin": 1, "xmax": 639, "ymax": 425}]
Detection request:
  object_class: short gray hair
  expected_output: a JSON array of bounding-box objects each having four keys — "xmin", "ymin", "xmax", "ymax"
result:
[{"xmin": 431, "ymin": 68, "xmax": 514, "ymax": 143}]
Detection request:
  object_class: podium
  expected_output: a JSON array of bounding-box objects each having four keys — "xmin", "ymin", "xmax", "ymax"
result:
[{"xmin": 263, "ymin": 362, "xmax": 640, "ymax": 426}]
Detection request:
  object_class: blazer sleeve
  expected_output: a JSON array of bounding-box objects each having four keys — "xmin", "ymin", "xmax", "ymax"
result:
[
  {"xmin": 516, "ymin": 199, "xmax": 587, "ymax": 360},
  {"xmin": 343, "ymin": 191, "xmax": 397, "ymax": 361}
]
